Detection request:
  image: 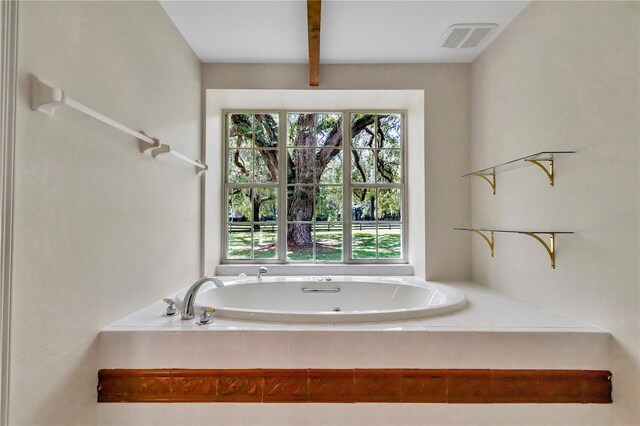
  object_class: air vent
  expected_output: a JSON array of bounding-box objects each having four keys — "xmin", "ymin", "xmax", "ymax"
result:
[{"xmin": 441, "ymin": 24, "xmax": 498, "ymax": 49}]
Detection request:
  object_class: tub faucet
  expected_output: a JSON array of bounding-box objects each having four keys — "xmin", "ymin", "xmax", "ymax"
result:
[
  {"xmin": 257, "ymin": 266, "xmax": 268, "ymax": 279},
  {"xmin": 181, "ymin": 276, "xmax": 224, "ymax": 320}
]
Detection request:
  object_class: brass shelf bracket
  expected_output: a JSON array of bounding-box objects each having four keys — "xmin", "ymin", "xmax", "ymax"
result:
[
  {"xmin": 474, "ymin": 168, "xmax": 496, "ymax": 195},
  {"xmin": 463, "ymin": 151, "xmax": 572, "ymax": 193},
  {"xmin": 523, "ymin": 232, "xmax": 556, "ymax": 269},
  {"xmin": 471, "ymin": 230, "xmax": 495, "ymax": 257},
  {"xmin": 525, "ymin": 157, "xmax": 554, "ymax": 186},
  {"xmin": 455, "ymin": 228, "xmax": 570, "ymax": 269}
]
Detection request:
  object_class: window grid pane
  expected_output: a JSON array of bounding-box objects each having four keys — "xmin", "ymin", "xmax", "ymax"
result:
[
  {"xmin": 227, "ymin": 223, "xmax": 252, "ymax": 259},
  {"xmin": 350, "ymin": 182, "xmax": 403, "ymax": 259},
  {"xmin": 286, "ymin": 112, "xmax": 345, "ymax": 262},
  {"xmin": 224, "ymin": 111, "xmax": 404, "ymax": 262},
  {"xmin": 253, "ymin": 225, "xmax": 278, "ymax": 259}
]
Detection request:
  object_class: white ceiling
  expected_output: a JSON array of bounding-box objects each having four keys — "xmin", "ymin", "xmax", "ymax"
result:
[{"xmin": 160, "ymin": 1, "xmax": 530, "ymax": 64}]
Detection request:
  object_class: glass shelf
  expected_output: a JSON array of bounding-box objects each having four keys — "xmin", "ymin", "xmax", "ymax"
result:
[
  {"xmin": 454, "ymin": 228, "xmax": 573, "ymax": 269},
  {"xmin": 454, "ymin": 228, "xmax": 573, "ymax": 235},
  {"xmin": 463, "ymin": 151, "xmax": 575, "ymax": 194}
]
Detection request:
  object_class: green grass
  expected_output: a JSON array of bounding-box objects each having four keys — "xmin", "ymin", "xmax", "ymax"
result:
[
  {"xmin": 228, "ymin": 228, "xmax": 400, "ymax": 261},
  {"xmin": 227, "ymin": 228, "xmax": 277, "ymax": 259}
]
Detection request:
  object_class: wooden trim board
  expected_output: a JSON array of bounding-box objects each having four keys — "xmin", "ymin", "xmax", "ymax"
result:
[{"xmin": 307, "ymin": 0, "xmax": 321, "ymax": 86}]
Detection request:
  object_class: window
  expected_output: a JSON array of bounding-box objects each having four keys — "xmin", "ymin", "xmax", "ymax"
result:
[{"xmin": 224, "ymin": 111, "xmax": 405, "ymax": 263}]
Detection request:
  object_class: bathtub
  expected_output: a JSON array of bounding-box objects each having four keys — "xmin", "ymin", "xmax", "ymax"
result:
[{"xmin": 176, "ymin": 276, "xmax": 466, "ymax": 323}]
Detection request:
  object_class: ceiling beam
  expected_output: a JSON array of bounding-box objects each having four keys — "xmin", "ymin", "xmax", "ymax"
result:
[{"xmin": 307, "ymin": 0, "xmax": 321, "ymax": 86}]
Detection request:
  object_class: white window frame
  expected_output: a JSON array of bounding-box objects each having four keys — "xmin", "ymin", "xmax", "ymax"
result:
[
  {"xmin": 0, "ymin": 1, "xmax": 18, "ymax": 422},
  {"xmin": 222, "ymin": 109, "xmax": 408, "ymax": 264}
]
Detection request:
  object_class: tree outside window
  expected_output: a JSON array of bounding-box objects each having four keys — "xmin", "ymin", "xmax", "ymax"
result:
[{"xmin": 225, "ymin": 111, "xmax": 404, "ymax": 262}]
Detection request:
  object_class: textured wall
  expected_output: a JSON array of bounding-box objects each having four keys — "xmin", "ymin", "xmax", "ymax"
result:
[
  {"xmin": 202, "ymin": 63, "xmax": 472, "ymax": 281},
  {"xmin": 471, "ymin": 2, "xmax": 639, "ymax": 424},
  {"xmin": 12, "ymin": 2, "xmax": 201, "ymax": 424}
]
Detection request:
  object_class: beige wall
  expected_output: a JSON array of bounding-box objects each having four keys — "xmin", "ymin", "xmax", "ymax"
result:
[
  {"xmin": 11, "ymin": 1, "xmax": 201, "ymax": 424},
  {"xmin": 202, "ymin": 64, "xmax": 472, "ymax": 281},
  {"xmin": 471, "ymin": 2, "xmax": 639, "ymax": 424}
]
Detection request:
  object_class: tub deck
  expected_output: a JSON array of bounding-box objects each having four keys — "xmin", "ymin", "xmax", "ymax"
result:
[
  {"xmin": 100, "ymin": 281, "xmax": 608, "ymax": 371},
  {"xmin": 99, "ymin": 281, "xmax": 611, "ymax": 424}
]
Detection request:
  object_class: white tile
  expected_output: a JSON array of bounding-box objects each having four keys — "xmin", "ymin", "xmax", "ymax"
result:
[
  {"xmin": 479, "ymin": 332, "xmax": 610, "ymax": 369},
  {"xmin": 240, "ymin": 331, "xmax": 289, "ymax": 368},
  {"xmin": 108, "ymin": 312, "xmax": 196, "ymax": 329},
  {"xmin": 486, "ymin": 315, "xmax": 593, "ymax": 329},
  {"xmin": 99, "ymin": 330, "xmax": 244, "ymax": 369},
  {"xmin": 241, "ymin": 320, "xmax": 289, "ymax": 330},
  {"xmin": 288, "ymin": 331, "xmax": 383, "ymax": 368},
  {"xmin": 238, "ymin": 404, "xmax": 292, "ymax": 426},
  {"xmin": 424, "ymin": 326, "xmax": 474, "ymax": 331},
  {"xmin": 98, "ymin": 403, "xmax": 243, "ymax": 425},
  {"xmin": 382, "ymin": 332, "xmax": 487, "ymax": 368},
  {"xmin": 378, "ymin": 325, "xmax": 427, "ymax": 331},
  {"xmin": 488, "ymin": 326, "xmax": 604, "ymax": 333},
  {"xmin": 469, "ymin": 326, "xmax": 499, "ymax": 332},
  {"xmin": 99, "ymin": 403, "xmax": 610, "ymax": 426},
  {"xmin": 101, "ymin": 326, "xmax": 178, "ymax": 332},
  {"xmin": 288, "ymin": 322, "xmax": 335, "ymax": 331},
  {"xmin": 333, "ymin": 322, "xmax": 380, "ymax": 330},
  {"xmin": 419, "ymin": 314, "xmax": 469, "ymax": 327},
  {"xmin": 377, "ymin": 319, "xmax": 424, "ymax": 329},
  {"xmin": 288, "ymin": 403, "xmax": 379, "ymax": 426},
  {"xmin": 382, "ymin": 318, "xmax": 424, "ymax": 326},
  {"xmin": 204, "ymin": 318, "xmax": 246, "ymax": 330}
]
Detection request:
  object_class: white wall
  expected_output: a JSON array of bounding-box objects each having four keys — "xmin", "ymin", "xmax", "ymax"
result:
[
  {"xmin": 471, "ymin": 2, "xmax": 639, "ymax": 424},
  {"xmin": 202, "ymin": 64, "xmax": 472, "ymax": 281},
  {"xmin": 11, "ymin": 1, "xmax": 201, "ymax": 424}
]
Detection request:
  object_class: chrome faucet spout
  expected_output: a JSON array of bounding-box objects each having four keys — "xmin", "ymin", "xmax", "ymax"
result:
[
  {"xmin": 257, "ymin": 266, "xmax": 268, "ymax": 279},
  {"xmin": 181, "ymin": 276, "xmax": 224, "ymax": 320}
]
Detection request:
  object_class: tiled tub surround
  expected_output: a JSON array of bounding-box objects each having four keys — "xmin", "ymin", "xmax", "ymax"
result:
[
  {"xmin": 101, "ymin": 282, "xmax": 609, "ymax": 371},
  {"xmin": 99, "ymin": 282, "xmax": 612, "ymax": 424}
]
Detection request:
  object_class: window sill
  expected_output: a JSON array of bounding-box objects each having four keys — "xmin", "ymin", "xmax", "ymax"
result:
[{"xmin": 215, "ymin": 264, "xmax": 414, "ymax": 277}]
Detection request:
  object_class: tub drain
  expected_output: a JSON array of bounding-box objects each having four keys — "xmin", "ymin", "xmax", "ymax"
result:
[{"xmin": 333, "ymin": 307, "xmax": 341, "ymax": 312}]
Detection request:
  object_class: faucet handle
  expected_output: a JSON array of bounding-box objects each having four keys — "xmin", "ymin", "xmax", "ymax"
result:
[
  {"xmin": 162, "ymin": 298, "xmax": 177, "ymax": 316},
  {"xmin": 196, "ymin": 306, "xmax": 215, "ymax": 325}
]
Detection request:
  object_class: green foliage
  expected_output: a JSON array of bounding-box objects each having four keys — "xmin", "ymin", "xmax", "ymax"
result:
[
  {"xmin": 315, "ymin": 186, "xmax": 342, "ymax": 221},
  {"xmin": 228, "ymin": 189, "xmax": 251, "ymax": 221},
  {"xmin": 227, "ymin": 112, "xmax": 403, "ymax": 261}
]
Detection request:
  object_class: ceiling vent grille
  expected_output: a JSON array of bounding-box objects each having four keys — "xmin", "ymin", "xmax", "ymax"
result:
[{"xmin": 441, "ymin": 24, "xmax": 498, "ymax": 49}]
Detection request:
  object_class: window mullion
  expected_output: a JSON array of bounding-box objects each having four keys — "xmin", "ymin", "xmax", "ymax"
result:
[
  {"xmin": 312, "ymin": 114, "xmax": 317, "ymax": 262},
  {"xmin": 250, "ymin": 117, "xmax": 256, "ymax": 260},
  {"xmin": 277, "ymin": 111, "xmax": 287, "ymax": 262},
  {"xmin": 401, "ymin": 112, "xmax": 407, "ymax": 261},
  {"xmin": 223, "ymin": 113, "xmax": 230, "ymax": 261},
  {"xmin": 374, "ymin": 116, "xmax": 379, "ymax": 260},
  {"xmin": 343, "ymin": 112, "xmax": 352, "ymax": 262}
]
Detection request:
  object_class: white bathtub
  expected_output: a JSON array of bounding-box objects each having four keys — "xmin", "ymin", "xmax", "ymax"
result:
[{"xmin": 176, "ymin": 276, "xmax": 466, "ymax": 323}]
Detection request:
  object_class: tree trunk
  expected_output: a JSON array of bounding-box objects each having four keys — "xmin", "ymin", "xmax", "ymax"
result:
[
  {"xmin": 288, "ymin": 223, "xmax": 313, "ymax": 246},
  {"xmin": 286, "ymin": 114, "xmax": 317, "ymax": 246},
  {"xmin": 252, "ymin": 193, "xmax": 261, "ymax": 231},
  {"xmin": 287, "ymin": 186, "xmax": 315, "ymax": 245},
  {"xmin": 253, "ymin": 113, "xmax": 380, "ymax": 246}
]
